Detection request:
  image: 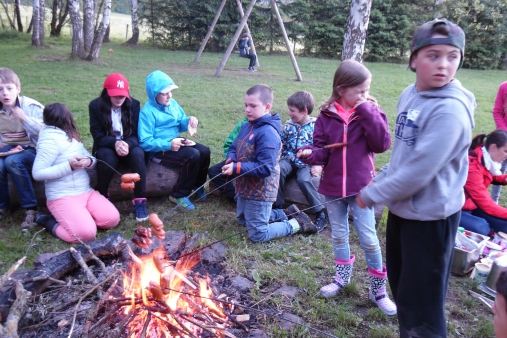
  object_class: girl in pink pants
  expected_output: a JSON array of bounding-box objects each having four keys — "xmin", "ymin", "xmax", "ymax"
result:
[{"xmin": 32, "ymin": 103, "xmax": 120, "ymax": 243}]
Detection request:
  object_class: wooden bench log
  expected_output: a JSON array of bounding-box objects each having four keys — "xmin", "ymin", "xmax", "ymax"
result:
[{"xmin": 8, "ymin": 163, "xmax": 384, "ymax": 220}]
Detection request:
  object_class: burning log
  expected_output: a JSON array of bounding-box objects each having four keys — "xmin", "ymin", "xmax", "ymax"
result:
[{"xmin": 0, "ymin": 232, "xmax": 126, "ymax": 323}]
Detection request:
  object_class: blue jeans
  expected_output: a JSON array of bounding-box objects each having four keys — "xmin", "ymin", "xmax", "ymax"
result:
[
  {"xmin": 0, "ymin": 146, "xmax": 38, "ymax": 209},
  {"xmin": 325, "ymin": 195, "xmax": 382, "ymax": 270},
  {"xmin": 491, "ymin": 159, "xmax": 507, "ymax": 203},
  {"xmin": 460, "ymin": 208, "xmax": 507, "ymax": 236},
  {"xmin": 236, "ymin": 196, "xmax": 294, "ymax": 243}
]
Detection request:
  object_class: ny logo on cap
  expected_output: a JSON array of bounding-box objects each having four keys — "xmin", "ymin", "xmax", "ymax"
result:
[{"xmin": 117, "ymin": 80, "xmax": 125, "ymax": 89}]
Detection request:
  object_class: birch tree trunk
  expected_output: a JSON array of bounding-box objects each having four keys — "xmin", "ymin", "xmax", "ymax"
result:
[
  {"xmin": 83, "ymin": 0, "xmax": 94, "ymax": 52},
  {"xmin": 86, "ymin": 0, "xmax": 111, "ymax": 61},
  {"xmin": 39, "ymin": 0, "xmax": 45, "ymax": 46},
  {"xmin": 69, "ymin": 0, "xmax": 85, "ymax": 59},
  {"xmin": 342, "ymin": 0, "xmax": 372, "ymax": 62},
  {"xmin": 50, "ymin": 0, "xmax": 69, "ymax": 37},
  {"xmin": 14, "ymin": 0, "xmax": 23, "ymax": 32},
  {"xmin": 126, "ymin": 0, "xmax": 139, "ymax": 45},
  {"xmin": 31, "ymin": 0, "xmax": 40, "ymax": 46}
]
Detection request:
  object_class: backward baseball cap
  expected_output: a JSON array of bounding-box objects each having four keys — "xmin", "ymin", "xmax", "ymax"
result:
[{"xmin": 409, "ymin": 18, "xmax": 465, "ymax": 72}]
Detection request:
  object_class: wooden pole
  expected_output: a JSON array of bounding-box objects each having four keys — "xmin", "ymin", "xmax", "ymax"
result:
[
  {"xmin": 235, "ymin": 0, "xmax": 259, "ymax": 67},
  {"xmin": 270, "ymin": 0, "xmax": 302, "ymax": 81},
  {"xmin": 193, "ymin": 0, "xmax": 227, "ymax": 63},
  {"xmin": 126, "ymin": 24, "xmax": 129, "ymax": 41},
  {"xmin": 214, "ymin": 0, "xmax": 257, "ymax": 77}
]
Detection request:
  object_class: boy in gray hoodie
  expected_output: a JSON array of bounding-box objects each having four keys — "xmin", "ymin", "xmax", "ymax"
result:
[{"xmin": 357, "ymin": 19, "xmax": 476, "ymax": 338}]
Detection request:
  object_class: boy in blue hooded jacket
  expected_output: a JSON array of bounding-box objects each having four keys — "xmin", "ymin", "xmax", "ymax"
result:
[
  {"xmin": 138, "ymin": 70, "xmax": 210, "ymax": 210},
  {"xmin": 221, "ymin": 84, "xmax": 317, "ymax": 242}
]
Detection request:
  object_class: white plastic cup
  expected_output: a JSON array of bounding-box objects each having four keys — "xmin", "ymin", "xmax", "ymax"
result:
[{"xmin": 475, "ymin": 263, "xmax": 491, "ymax": 283}]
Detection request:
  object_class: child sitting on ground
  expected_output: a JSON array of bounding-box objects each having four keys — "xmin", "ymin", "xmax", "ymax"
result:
[
  {"xmin": 138, "ymin": 70, "xmax": 211, "ymax": 210},
  {"xmin": 274, "ymin": 91, "xmax": 327, "ymax": 231},
  {"xmin": 0, "ymin": 67, "xmax": 44, "ymax": 229},
  {"xmin": 221, "ymin": 84, "xmax": 317, "ymax": 242},
  {"xmin": 460, "ymin": 130, "xmax": 507, "ymax": 236},
  {"xmin": 208, "ymin": 117, "xmax": 248, "ymax": 200}
]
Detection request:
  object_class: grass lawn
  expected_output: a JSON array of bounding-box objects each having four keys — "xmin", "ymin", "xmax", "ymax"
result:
[{"xmin": 0, "ymin": 29, "xmax": 502, "ymax": 337}]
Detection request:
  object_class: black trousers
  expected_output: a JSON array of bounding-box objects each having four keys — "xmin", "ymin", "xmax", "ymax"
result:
[
  {"xmin": 208, "ymin": 160, "xmax": 236, "ymax": 199},
  {"xmin": 95, "ymin": 146, "xmax": 147, "ymax": 198},
  {"xmin": 245, "ymin": 53, "xmax": 257, "ymax": 68},
  {"xmin": 154, "ymin": 143, "xmax": 210, "ymax": 198},
  {"xmin": 386, "ymin": 211, "xmax": 460, "ymax": 338}
]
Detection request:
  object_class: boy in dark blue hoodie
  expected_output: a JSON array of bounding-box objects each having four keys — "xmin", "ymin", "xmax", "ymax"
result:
[{"xmin": 221, "ymin": 84, "xmax": 317, "ymax": 242}]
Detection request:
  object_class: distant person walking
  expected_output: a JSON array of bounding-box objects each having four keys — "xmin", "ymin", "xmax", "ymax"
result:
[{"xmin": 238, "ymin": 33, "xmax": 257, "ymax": 72}]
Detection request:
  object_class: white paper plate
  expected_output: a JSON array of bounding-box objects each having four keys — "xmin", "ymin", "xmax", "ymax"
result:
[
  {"xmin": 174, "ymin": 137, "xmax": 196, "ymax": 147},
  {"xmin": 498, "ymin": 231, "xmax": 507, "ymax": 240},
  {"xmin": 485, "ymin": 241, "xmax": 502, "ymax": 251}
]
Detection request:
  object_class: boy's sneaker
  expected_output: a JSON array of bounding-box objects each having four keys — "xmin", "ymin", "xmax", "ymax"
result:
[
  {"xmin": 21, "ymin": 209, "xmax": 37, "ymax": 230},
  {"xmin": 314, "ymin": 211, "xmax": 328, "ymax": 232},
  {"xmin": 169, "ymin": 196, "xmax": 195, "ymax": 210},
  {"xmin": 194, "ymin": 187, "xmax": 207, "ymax": 201},
  {"xmin": 132, "ymin": 198, "xmax": 149, "ymax": 222}
]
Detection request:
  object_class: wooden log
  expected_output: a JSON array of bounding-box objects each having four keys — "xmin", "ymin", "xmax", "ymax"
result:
[
  {"xmin": 8, "ymin": 161, "xmax": 179, "ymax": 206},
  {"xmin": 0, "ymin": 232, "xmax": 126, "ymax": 323}
]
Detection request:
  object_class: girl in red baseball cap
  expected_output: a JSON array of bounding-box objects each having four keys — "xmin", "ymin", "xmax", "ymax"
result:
[{"xmin": 88, "ymin": 73, "xmax": 149, "ymax": 221}]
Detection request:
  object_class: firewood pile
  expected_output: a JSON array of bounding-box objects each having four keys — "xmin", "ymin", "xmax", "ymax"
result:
[{"xmin": 0, "ymin": 228, "xmax": 258, "ymax": 338}]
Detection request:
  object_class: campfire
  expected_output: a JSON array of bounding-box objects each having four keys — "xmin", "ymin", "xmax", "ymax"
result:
[
  {"xmin": 0, "ymin": 221, "xmax": 255, "ymax": 337},
  {"xmin": 117, "ymin": 247, "xmax": 231, "ymax": 337}
]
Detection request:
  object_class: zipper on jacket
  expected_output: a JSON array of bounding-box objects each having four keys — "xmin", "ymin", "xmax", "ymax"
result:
[{"xmin": 342, "ymin": 124, "xmax": 348, "ymax": 197}]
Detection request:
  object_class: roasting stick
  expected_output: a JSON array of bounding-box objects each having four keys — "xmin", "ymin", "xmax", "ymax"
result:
[
  {"xmin": 162, "ymin": 287, "xmax": 339, "ymax": 338},
  {"xmin": 161, "ymin": 142, "xmax": 347, "ymax": 221}
]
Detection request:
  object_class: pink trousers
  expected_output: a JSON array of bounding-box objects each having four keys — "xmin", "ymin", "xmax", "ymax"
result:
[{"xmin": 47, "ymin": 190, "xmax": 120, "ymax": 243}]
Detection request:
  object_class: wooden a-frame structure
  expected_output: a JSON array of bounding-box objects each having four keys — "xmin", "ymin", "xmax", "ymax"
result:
[{"xmin": 193, "ymin": 0, "xmax": 302, "ymax": 81}]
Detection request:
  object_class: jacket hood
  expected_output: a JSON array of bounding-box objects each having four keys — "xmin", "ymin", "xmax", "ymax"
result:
[
  {"xmin": 418, "ymin": 79, "xmax": 476, "ymax": 129},
  {"xmin": 252, "ymin": 113, "xmax": 282, "ymax": 133},
  {"xmin": 145, "ymin": 70, "xmax": 177, "ymax": 111}
]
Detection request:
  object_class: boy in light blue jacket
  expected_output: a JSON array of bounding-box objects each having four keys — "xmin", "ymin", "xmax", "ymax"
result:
[{"xmin": 138, "ymin": 70, "xmax": 210, "ymax": 210}]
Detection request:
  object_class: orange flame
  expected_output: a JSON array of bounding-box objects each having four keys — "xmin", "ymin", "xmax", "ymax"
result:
[{"xmin": 120, "ymin": 248, "xmax": 227, "ymax": 337}]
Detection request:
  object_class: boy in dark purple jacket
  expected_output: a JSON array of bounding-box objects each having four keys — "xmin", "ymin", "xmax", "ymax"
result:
[{"xmin": 222, "ymin": 84, "xmax": 317, "ymax": 242}]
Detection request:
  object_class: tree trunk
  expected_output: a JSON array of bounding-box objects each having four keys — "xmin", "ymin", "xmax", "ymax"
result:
[
  {"xmin": 83, "ymin": 0, "xmax": 94, "ymax": 52},
  {"xmin": 69, "ymin": 0, "xmax": 85, "ymax": 59},
  {"xmin": 26, "ymin": 16, "xmax": 33, "ymax": 33},
  {"xmin": 342, "ymin": 0, "xmax": 372, "ymax": 62},
  {"xmin": 39, "ymin": 0, "xmax": 45, "ymax": 46},
  {"xmin": 31, "ymin": 0, "xmax": 40, "ymax": 46},
  {"xmin": 0, "ymin": 0, "xmax": 16, "ymax": 29},
  {"xmin": 126, "ymin": 0, "xmax": 139, "ymax": 45},
  {"xmin": 86, "ymin": 0, "xmax": 111, "ymax": 61},
  {"xmin": 14, "ymin": 0, "xmax": 23, "ymax": 32},
  {"xmin": 103, "ymin": 24, "xmax": 110, "ymax": 42}
]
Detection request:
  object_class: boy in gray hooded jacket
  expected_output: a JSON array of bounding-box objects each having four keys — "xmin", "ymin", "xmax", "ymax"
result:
[{"xmin": 357, "ymin": 19, "xmax": 476, "ymax": 338}]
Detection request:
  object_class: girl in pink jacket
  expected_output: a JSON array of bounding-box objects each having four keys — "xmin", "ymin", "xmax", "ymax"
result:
[{"xmin": 491, "ymin": 81, "xmax": 507, "ymax": 203}]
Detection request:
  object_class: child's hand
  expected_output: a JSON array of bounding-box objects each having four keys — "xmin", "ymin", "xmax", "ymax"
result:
[
  {"xmin": 189, "ymin": 117, "xmax": 198, "ymax": 128},
  {"xmin": 311, "ymin": 165, "xmax": 323, "ymax": 177},
  {"xmin": 69, "ymin": 156, "xmax": 91, "ymax": 169},
  {"xmin": 221, "ymin": 162, "xmax": 234, "ymax": 176},
  {"xmin": 297, "ymin": 149, "xmax": 312, "ymax": 159},
  {"xmin": 355, "ymin": 193, "xmax": 367, "ymax": 209},
  {"xmin": 171, "ymin": 138, "xmax": 182, "ymax": 151},
  {"xmin": 115, "ymin": 140, "xmax": 129, "ymax": 156},
  {"xmin": 10, "ymin": 106, "xmax": 27, "ymax": 121}
]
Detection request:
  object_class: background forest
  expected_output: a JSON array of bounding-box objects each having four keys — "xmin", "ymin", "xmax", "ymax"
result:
[{"xmin": 2, "ymin": 0, "xmax": 507, "ymax": 69}]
